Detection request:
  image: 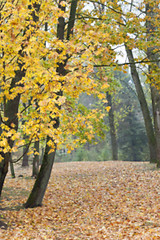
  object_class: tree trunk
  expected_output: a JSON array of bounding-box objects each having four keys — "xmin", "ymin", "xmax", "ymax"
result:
[
  {"xmin": 24, "ymin": 0, "xmax": 78, "ymax": 208},
  {"xmin": 0, "ymin": 2, "xmax": 41, "ymax": 194},
  {"xmin": 152, "ymin": 90, "xmax": 160, "ymax": 167},
  {"xmin": 150, "ymin": 76, "xmax": 160, "ymax": 167},
  {"xmin": 128, "ymin": 112, "xmax": 137, "ymax": 161},
  {"xmin": 22, "ymin": 141, "xmax": 29, "ymax": 167},
  {"xmin": 106, "ymin": 92, "xmax": 118, "ymax": 160},
  {"xmin": 10, "ymin": 155, "xmax": 15, "ymax": 178},
  {"xmin": 32, "ymin": 140, "xmax": 39, "ymax": 178},
  {"xmin": 22, "ymin": 103, "xmax": 29, "ymax": 167},
  {"xmin": 0, "ymin": 125, "xmax": 7, "ymax": 194},
  {"xmin": 125, "ymin": 45, "xmax": 157, "ymax": 163},
  {"xmin": 0, "ymin": 68, "xmax": 25, "ymax": 196},
  {"xmin": 146, "ymin": 2, "xmax": 160, "ymax": 167},
  {"xmin": 24, "ymin": 136, "xmax": 56, "ymax": 208},
  {"xmin": 0, "ymin": 153, "xmax": 9, "ymax": 196},
  {"xmin": 40, "ymin": 147, "xmax": 44, "ymax": 165}
]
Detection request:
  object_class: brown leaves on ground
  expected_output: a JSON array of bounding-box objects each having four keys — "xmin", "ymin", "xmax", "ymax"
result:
[{"xmin": 0, "ymin": 161, "xmax": 160, "ymax": 239}]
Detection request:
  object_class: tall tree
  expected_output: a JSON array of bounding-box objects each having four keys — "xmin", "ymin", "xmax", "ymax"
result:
[
  {"xmin": 125, "ymin": 45, "xmax": 157, "ymax": 163},
  {"xmin": 1, "ymin": 0, "xmax": 111, "ymax": 198},
  {"xmin": 24, "ymin": 0, "xmax": 78, "ymax": 208},
  {"xmin": 0, "ymin": 1, "xmax": 42, "ymax": 194},
  {"xmin": 146, "ymin": 1, "xmax": 160, "ymax": 167},
  {"xmin": 91, "ymin": 0, "xmax": 159, "ymax": 164}
]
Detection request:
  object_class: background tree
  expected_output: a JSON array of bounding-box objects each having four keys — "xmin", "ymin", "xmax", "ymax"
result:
[
  {"xmin": 117, "ymin": 72, "xmax": 149, "ymax": 161},
  {"xmin": 91, "ymin": 0, "xmax": 159, "ymax": 164},
  {"xmin": 22, "ymin": 103, "xmax": 29, "ymax": 167},
  {"xmin": 106, "ymin": 92, "xmax": 118, "ymax": 160},
  {"xmin": 125, "ymin": 45, "xmax": 156, "ymax": 163},
  {"xmin": 146, "ymin": 1, "xmax": 160, "ymax": 167}
]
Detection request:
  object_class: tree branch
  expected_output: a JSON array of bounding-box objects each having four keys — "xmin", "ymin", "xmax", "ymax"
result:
[
  {"xmin": 94, "ymin": 59, "xmax": 160, "ymax": 68},
  {"xmin": 82, "ymin": 0, "xmax": 126, "ymax": 16},
  {"xmin": 11, "ymin": 135, "xmax": 35, "ymax": 163}
]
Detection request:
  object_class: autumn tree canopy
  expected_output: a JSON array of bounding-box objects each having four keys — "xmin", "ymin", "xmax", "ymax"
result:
[{"xmin": 0, "ymin": 0, "xmax": 112, "ymax": 158}]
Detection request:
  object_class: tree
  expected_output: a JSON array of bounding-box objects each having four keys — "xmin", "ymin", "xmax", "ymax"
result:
[
  {"xmin": 32, "ymin": 140, "xmax": 40, "ymax": 178},
  {"xmin": 0, "ymin": 0, "xmax": 111, "ymax": 200},
  {"xmin": 91, "ymin": 0, "xmax": 160, "ymax": 164},
  {"xmin": 0, "ymin": 1, "xmax": 40, "ymax": 194},
  {"xmin": 146, "ymin": 1, "xmax": 160, "ymax": 167},
  {"xmin": 125, "ymin": 45, "xmax": 157, "ymax": 163},
  {"xmin": 24, "ymin": 0, "xmax": 75, "ymax": 208}
]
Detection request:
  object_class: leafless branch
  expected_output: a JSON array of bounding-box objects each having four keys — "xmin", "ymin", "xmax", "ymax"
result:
[{"xmin": 94, "ymin": 59, "xmax": 160, "ymax": 68}]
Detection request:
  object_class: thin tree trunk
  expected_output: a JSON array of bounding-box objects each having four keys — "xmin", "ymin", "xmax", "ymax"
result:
[
  {"xmin": 22, "ymin": 140, "xmax": 29, "ymax": 167},
  {"xmin": 106, "ymin": 92, "xmax": 118, "ymax": 160},
  {"xmin": 125, "ymin": 45, "xmax": 157, "ymax": 163},
  {"xmin": 128, "ymin": 112, "xmax": 137, "ymax": 161},
  {"xmin": 152, "ymin": 90, "xmax": 160, "ymax": 167},
  {"xmin": 22, "ymin": 103, "xmax": 29, "ymax": 167},
  {"xmin": 32, "ymin": 140, "xmax": 39, "ymax": 178},
  {"xmin": 10, "ymin": 155, "xmax": 15, "ymax": 178}
]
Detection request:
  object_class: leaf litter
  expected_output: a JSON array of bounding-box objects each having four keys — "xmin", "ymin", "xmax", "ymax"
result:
[{"xmin": 0, "ymin": 161, "xmax": 160, "ymax": 239}]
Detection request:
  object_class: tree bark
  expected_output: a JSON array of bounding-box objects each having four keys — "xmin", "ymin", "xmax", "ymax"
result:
[
  {"xmin": 125, "ymin": 45, "xmax": 157, "ymax": 163},
  {"xmin": 24, "ymin": 136, "xmax": 56, "ymax": 207},
  {"xmin": 151, "ymin": 89, "xmax": 160, "ymax": 167},
  {"xmin": 146, "ymin": 2, "xmax": 160, "ymax": 167},
  {"xmin": 106, "ymin": 92, "xmax": 118, "ymax": 160},
  {"xmin": 32, "ymin": 140, "xmax": 39, "ymax": 178},
  {"xmin": 67, "ymin": 0, "xmax": 78, "ymax": 40},
  {"xmin": 0, "ymin": 153, "xmax": 9, "ymax": 196},
  {"xmin": 22, "ymin": 103, "xmax": 29, "ymax": 167},
  {"xmin": 10, "ymin": 155, "xmax": 15, "ymax": 178},
  {"xmin": 40, "ymin": 147, "xmax": 44, "ymax": 165},
  {"xmin": 22, "ymin": 141, "xmax": 29, "ymax": 167},
  {"xmin": 0, "ymin": 68, "xmax": 25, "ymax": 196}
]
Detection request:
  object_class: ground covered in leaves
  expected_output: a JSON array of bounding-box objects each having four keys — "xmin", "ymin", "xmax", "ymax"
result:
[{"xmin": 0, "ymin": 161, "xmax": 160, "ymax": 239}]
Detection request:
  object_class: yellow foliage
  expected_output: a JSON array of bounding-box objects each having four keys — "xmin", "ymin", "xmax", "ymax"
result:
[{"xmin": 106, "ymin": 106, "xmax": 111, "ymax": 112}]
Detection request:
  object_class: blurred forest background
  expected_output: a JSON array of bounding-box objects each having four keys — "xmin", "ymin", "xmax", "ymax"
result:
[
  {"xmin": 55, "ymin": 71, "xmax": 150, "ymax": 163},
  {"xmin": 13, "ymin": 69, "xmax": 151, "ymax": 167}
]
